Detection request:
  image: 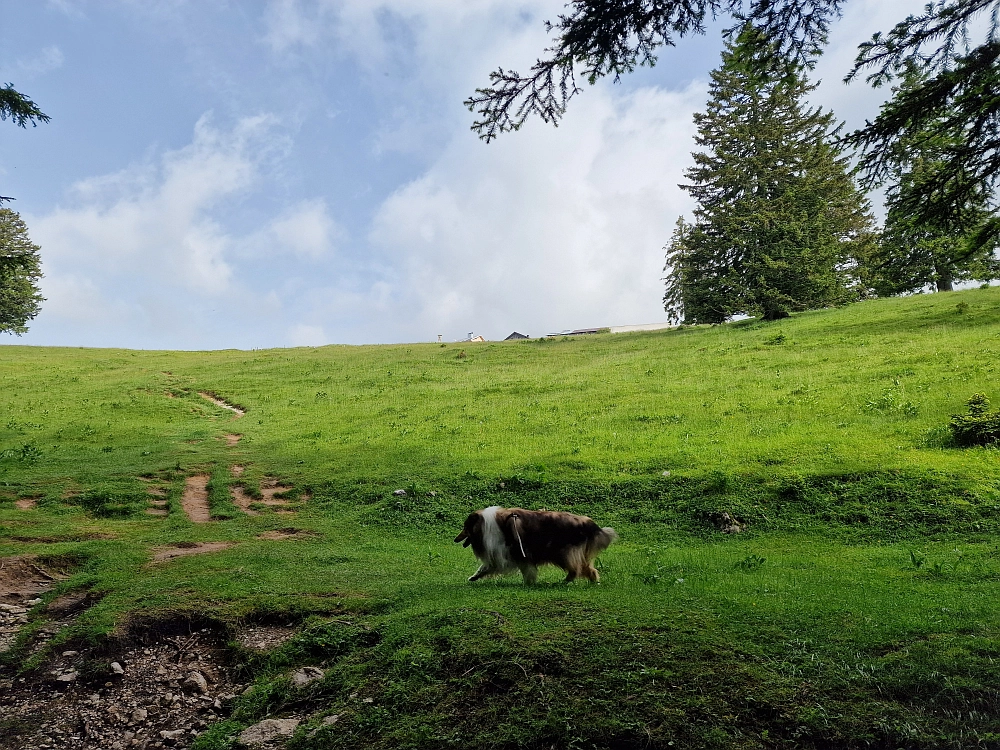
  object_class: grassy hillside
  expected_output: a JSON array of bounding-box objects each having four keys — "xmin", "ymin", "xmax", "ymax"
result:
[{"xmin": 3, "ymin": 287, "xmax": 1000, "ymax": 749}]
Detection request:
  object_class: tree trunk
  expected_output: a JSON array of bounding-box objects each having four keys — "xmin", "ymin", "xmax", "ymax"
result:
[
  {"xmin": 762, "ymin": 306, "xmax": 790, "ymax": 321},
  {"xmin": 935, "ymin": 265, "xmax": 954, "ymax": 292}
]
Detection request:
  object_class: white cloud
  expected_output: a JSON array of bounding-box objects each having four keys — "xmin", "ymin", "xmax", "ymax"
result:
[
  {"xmin": 259, "ymin": 199, "xmax": 341, "ymax": 260},
  {"xmin": 357, "ymin": 82, "xmax": 703, "ymax": 341},
  {"xmin": 20, "ymin": 114, "xmax": 325, "ymax": 348},
  {"xmin": 288, "ymin": 323, "xmax": 327, "ymax": 346},
  {"xmin": 34, "ymin": 114, "xmax": 277, "ymax": 298},
  {"xmin": 16, "ymin": 45, "xmax": 64, "ymax": 76}
]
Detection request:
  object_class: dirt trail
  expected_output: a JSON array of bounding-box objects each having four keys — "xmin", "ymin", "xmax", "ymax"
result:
[
  {"xmin": 1, "ymin": 557, "xmax": 61, "ymax": 652},
  {"xmin": 224, "ymin": 434, "xmax": 241, "ymax": 446},
  {"xmin": 198, "ymin": 392, "xmax": 245, "ymax": 418},
  {"xmin": 145, "ymin": 484, "xmax": 169, "ymax": 517},
  {"xmin": 230, "ymin": 478, "xmax": 305, "ymax": 517},
  {"xmin": 257, "ymin": 528, "xmax": 319, "ymax": 541},
  {"xmin": 14, "ymin": 498, "xmax": 36, "ymax": 510},
  {"xmin": 229, "ymin": 486, "xmax": 260, "ymax": 516},
  {"xmin": 181, "ymin": 475, "xmax": 212, "ymax": 523},
  {"xmin": 151, "ymin": 542, "xmax": 234, "ymax": 562}
]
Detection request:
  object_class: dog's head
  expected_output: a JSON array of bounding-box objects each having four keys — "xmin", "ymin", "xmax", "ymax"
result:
[{"xmin": 454, "ymin": 510, "xmax": 483, "ymax": 548}]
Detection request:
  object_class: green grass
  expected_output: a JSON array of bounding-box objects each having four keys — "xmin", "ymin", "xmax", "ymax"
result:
[{"xmin": 3, "ymin": 287, "xmax": 1000, "ymax": 748}]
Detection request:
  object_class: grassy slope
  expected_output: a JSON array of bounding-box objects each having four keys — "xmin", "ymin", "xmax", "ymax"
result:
[{"xmin": 2, "ymin": 288, "xmax": 1000, "ymax": 749}]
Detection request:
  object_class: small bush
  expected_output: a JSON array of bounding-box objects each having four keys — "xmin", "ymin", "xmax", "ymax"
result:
[{"xmin": 949, "ymin": 394, "xmax": 1000, "ymax": 447}]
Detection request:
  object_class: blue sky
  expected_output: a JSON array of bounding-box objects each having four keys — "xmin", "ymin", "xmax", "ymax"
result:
[{"xmin": 1, "ymin": 0, "xmax": 926, "ymax": 349}]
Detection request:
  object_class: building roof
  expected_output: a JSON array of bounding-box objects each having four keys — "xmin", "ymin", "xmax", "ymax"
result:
[{"xmin": 504, "ymin": 331, "xmax": 529, "ymax": 340}]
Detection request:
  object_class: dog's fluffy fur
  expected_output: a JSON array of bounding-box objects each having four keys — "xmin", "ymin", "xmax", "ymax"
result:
[{"xmin": 454, "ymin": 506, "xmax": 617, "ymax": 584}]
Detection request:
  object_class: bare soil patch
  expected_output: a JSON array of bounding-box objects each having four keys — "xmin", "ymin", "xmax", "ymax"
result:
[
  {"xmin": 230, "ymin": 465, "xmax": 245, "ymax": 478},
  {"xmin": 0, "ymin": 557, "xmax": 62, "ymax": 653},
  {"xmin": 0, "ymin": 625, "xmax": 248, "ymax": 750},
  {"xmin": 0, "ymin": 556, "xmax": 62, "ymax": 603},
  {"xmin": 181, "ymin": 475, "xmax": 211, "ymax": 523},
  {"xmin": 198, "ymin": 391, "xmax": 245, "ymax": 418},
  {"xmin": 224, "ymin": 434, "xmax": 241, "ymax": 447},
  {"xmin": 235, "ymin": 625, "xmax": 297, "ymax": 651},
  {"xmin": 230, "ymin": 478, "xmax": 306, "ymax": 517},
  {"xmin": 146, "ymin": 508, "xmax": 169, "ymax": 517},
  {"xmin": 151, "ymin": 543, "xmax": 235, "ymax": 563},
  {"xmin": 229, "ymin": 486, "xmax": 260, "ymax": 516},
  {"xmin": 14, "ymin": 498, "xmax": 37, "ymax": 510},
  {"xmin": 257, "ymin": 528, "xmax": 320, "ymax": 541}
]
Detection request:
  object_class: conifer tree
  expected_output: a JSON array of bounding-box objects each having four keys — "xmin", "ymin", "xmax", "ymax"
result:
[
  {"xmin": 664, "ymin": 27, "xmax": 876, "ymax": 323},
  {"xmin": 0, "ymin": 208, "xmax": 44, "ymax": 335},
  {"xmin": 865, "ymin": 67, "xmax": 999, "ymax": 296}
]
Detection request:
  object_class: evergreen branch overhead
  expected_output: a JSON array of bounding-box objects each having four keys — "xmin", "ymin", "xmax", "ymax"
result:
[
  {"xmin": 0, "ymin": 84, "xmax": 51, "ymax": 128},
  {"xmin": 466, "ymin": 0, "xmax": 845, "ymax": 142}
]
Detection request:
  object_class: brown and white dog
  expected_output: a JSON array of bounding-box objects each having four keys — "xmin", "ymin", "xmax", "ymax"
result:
[{"xmin": 455, "ymin": 506, "xmax": 617, "ymax": 584}]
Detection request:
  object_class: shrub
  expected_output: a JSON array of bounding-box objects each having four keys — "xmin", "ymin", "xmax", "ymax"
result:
[{"xmin": 949, "ymin": 394, "xmax": 1000, "ymax": 447}]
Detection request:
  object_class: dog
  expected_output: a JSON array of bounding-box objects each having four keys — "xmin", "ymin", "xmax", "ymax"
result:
[{"xmin": 454, "ymin": 506, "xmax": 617, "ymax": 584}]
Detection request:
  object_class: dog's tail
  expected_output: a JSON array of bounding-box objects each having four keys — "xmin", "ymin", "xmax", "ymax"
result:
[{"xmin": 586, "ymin": 526, "xmax": 618, "ymax": 559}]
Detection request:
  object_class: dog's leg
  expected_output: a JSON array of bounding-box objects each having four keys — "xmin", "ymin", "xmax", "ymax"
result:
[
  {"xmin": 561, "ymin": 568, "xmax": 578, "ymax": 584},
  {"xmin": 583, "ymin": 564, "xmax": 600, "ymax": 583},
  {"xmin": 468, "ymin": 564, "xmax": 492, "ymax": 582},
  {"xmin": 518, "ymin": 563, "xmax": 538, "ymax": 585}
]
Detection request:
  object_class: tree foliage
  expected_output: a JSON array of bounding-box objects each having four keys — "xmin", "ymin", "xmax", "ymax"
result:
[
  {"xmin": 0, "ymin": 84, "xmax": 50, "ymax": 129},
  {"xmin": 0, "ymin": 208, "xmax": 44, "ymax": 335},
  {"xmin": 467, "ymin": 0, "xmax": 1000, "ymax": 246},
  {"xmin": 465, "ymin": 0, "xmax": 846, "ymax": 142},
  {"xmin": 663, "ymin": 29, "xmax": 875, "ymax": 323},
  {"xmin": 864, "ymin": 66, "xmax": 1000, "ymax": 296},
  {"xmin": 845, "ymin": 1, "xmax": 1000, "ymax": 250},
  {"xmin": 1, "ymin": 83, "xmax": 50, "ymax": 204}
]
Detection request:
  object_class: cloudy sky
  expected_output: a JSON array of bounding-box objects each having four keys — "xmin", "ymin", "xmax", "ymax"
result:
[{"xmin": 1, "ymin": 0, "xmax": 927, "ymax": 349}]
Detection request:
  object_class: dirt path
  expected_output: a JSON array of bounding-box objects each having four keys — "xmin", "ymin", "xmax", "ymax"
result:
[
  {"xmin": 229, "ymin": 485, "xmax": 260, "ymax": 516},
  {"xmin": 230, "ymin": 478, "xmax": 305, "ymax": 517},
  {"xmin": 14, "ymin": 498, "xmax": 36, "ymax": 510},
  {"xmin": 181, "ymin": 475, "xmax": 212, "ymax": 523},
  {"xmin": 198, "ymin": 391, "xmax": 246, "ymax": 418},
  {"xmin": 151, "ymin": 541, "xmax": 234, "ymax": 562}
]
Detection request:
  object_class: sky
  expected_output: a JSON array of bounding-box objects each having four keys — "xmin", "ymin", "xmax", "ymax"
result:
[{"xmin": 1, "ymin": 0, "xmax": 931, "ymax": 350}]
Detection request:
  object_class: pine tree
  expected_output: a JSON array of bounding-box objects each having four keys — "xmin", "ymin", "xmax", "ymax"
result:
[
  {"xmin": 865, "ymin": 67, "xmax": 999, "ymax": 296},
  {"xmin": 0, "ymin": 208, "xmax": 44, "ymax": 335},
  {"xmin": 664, "ymin": 27, "xmax": 876, "ymax": 323}
]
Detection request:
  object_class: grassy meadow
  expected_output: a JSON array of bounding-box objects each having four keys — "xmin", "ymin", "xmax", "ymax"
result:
[{"xmin": 3, "ymin": 287, "xmax": 1000, "ymax": 748}]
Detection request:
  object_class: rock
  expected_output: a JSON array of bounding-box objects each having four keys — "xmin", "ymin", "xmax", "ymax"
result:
[
  {"xmin": 662, "ymin": 470, "xmax": 671, "ymax": 477},
  {"xmin": 130, "ymin": 708, "xmax": 147, "ymax": 723},
  {"xmin": 55, "ymin": 671, "xmax": 79, "ymax": 682},
  {"xmin": 110, "ymin": 662, "xmax": 125, "ymax": 674},
  {"xmin": 392, "ymin": 489, "xmax": 407, "ymax": 496},
  {"xmin": 322, "ymin": 714, "xmax": 339, "ymax": 726},
  {"xmin": 160, "ymin": 728, "xmax": 185, "ymax": 745},
  {"xmin": 290, "ymin": 666, "xmax": 324, "ymax": 688},
  {"xmin": 184, "ymin": 670, "xmax": 209, "ymax": 694},
  {"xmin": 238, "ymin": 718, "xmax": 300, "ymax": 746},
  {"xmin": 62, "ymin": 650, "xmax": 79, "ymax": 657}
]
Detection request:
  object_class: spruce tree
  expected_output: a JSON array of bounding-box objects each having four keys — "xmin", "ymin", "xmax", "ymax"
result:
[
  {"xmin": 865, "ymin": 67, "xmax": 999, "ymax": 295},
  {"xmin": 0, "ymin": 208, "xmax": 44, "ymax": 335},
  {"xmin": 664, "ymin": 27, "xmax": 876, "ymax": 323}
]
